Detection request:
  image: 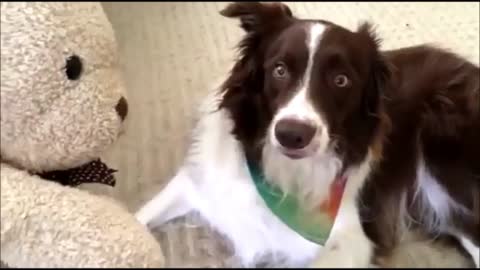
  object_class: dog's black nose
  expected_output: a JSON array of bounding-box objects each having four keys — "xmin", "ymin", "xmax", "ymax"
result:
[
  {"xmin": 115, "ymin": 97, "xmax": 128, "ymax": 121},
  {"xmin": 274, "ymin": 119, "xmax": 316, "ymax": 149}
]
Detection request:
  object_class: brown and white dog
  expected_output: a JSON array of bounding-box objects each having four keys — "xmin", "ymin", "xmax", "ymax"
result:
[{"xmin": 136, "ymin": 2, "xmax": 479, "ymax": 267}]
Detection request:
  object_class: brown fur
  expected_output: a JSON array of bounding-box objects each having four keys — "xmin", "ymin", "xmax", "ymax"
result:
[
  {"xmin": 219, "ymin": 2, "xmax": 479, "ymax": 266},
  {"xmin": 360, "ymin": 44, "xmax": 480, "ymax": 260}
]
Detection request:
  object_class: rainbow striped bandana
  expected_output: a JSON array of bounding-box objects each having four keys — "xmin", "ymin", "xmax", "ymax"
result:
[{"xmin": 247, "ymin": 159, "xmax": 347, "ymax": 245}]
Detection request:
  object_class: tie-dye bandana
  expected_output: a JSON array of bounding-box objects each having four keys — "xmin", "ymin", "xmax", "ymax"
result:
[{"xmin": 247, "ymin": 159, "xmax": 346, "ymax": 245}]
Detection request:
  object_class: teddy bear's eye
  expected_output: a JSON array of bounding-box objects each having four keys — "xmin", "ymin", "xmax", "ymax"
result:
[{"xmin": 65, "ymin": 55, "xmax": 83, "ymax": 80}]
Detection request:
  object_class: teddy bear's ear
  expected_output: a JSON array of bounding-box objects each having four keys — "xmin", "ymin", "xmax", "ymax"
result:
[{"xmin": 220, "ymin": 2, "xmax": 294, "ymax": 33}]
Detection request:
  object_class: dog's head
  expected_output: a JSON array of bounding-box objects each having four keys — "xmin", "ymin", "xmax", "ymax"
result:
[{"xmin": 220, "ymin": 2, "xmax": 390, "ymax": 165}]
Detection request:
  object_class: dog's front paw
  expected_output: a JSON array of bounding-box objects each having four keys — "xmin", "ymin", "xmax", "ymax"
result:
[
  {"xmin": 309, "ymin": 253, "xmax": 371, "ymax": 268},
  {"xmin": 309, "ymin": 241, "xmax": 372, "ymax": 268}
]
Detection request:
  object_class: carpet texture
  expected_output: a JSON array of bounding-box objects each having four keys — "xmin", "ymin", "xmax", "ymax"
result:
[{"xmin": 95, "ymin": 2, "xmax": 479, "ymax": 268}]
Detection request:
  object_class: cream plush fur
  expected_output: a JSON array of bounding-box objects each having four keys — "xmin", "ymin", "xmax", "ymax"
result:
[{"xmin": 0, "ymin": 2, "xmax": 164, "ymax": 267}]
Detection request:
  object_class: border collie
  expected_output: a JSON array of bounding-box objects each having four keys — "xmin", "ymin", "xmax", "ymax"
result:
[{"xmin": 136, "ymin": 2, "xmax": 479, "ymax": 267}]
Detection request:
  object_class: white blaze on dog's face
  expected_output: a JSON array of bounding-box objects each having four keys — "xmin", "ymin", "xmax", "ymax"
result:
[
  {"xmin": 260, "ymin": 22, "xmax": 386, "ymax": 163},
  {"xmin": 269, "ymin": 23, "xmax": 330, "ymax": 160}
]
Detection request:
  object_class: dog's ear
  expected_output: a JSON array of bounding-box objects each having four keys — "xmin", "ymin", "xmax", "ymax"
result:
[
  {"xmin": 220, "ymin": 2, "xmax": 293, "ymax": 33},
  {"xmin": 357, "ymin": 22, "xmax": 391, "ymax": 114},
  {"xmin": 357, "ymin": 22, "xmax": 391, "ymax": 88},
  {"xmin": 219, "ymin": 2, "xmax": 294, "ymax": 149},
  {"xmin": 219, "ymin": 2, "xmax": 295, "ymax": 93},
  {"xmin": 356, "ymin": 22, "xmax": 381, "ymax": 49}
]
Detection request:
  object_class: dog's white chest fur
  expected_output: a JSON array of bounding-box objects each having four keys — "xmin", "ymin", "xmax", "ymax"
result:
[
  {"xmin": 187, "ymin": 149, "xmax": 320, "ymax": 266},
  {"xmin": 184, "ymin": 92, "xmax": 320, "ymax": 266},
  {"xmin": 137, "ymin": 91, "xmax": 320, "ymax": 267}
]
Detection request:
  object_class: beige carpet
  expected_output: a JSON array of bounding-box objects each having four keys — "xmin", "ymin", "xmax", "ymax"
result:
[{"xmin": 98, "ymin": 2, "xmax": 479, "ymax": 267}]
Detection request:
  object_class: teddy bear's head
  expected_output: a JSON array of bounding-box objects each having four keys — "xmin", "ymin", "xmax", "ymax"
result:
[{"xmin": 1, "ymin": 2, "xmax": 128, "ymax": 174}]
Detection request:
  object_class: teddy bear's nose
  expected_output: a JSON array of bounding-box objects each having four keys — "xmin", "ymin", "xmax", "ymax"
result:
[{"xmin": 115, "ymin": 97, "xmax": 128, "ymax": 121}]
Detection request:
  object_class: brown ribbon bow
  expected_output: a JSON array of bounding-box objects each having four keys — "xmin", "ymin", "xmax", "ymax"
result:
[{"xmin": 38, "ymin": 159, "xmax": 117, "ymax": 187}]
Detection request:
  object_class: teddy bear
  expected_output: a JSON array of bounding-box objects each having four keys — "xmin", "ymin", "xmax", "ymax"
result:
[{"xmin": 1, "ymin": 2, "xmax": 165, "ymax": 267}]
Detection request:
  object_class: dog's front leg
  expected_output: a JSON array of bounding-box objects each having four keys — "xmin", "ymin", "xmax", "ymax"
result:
[
  {"xmin": 310, "ymin": 156, "xmax": 375, "ymax": 268},
  {"xmin": 310, "ymin": 198, "xmax": 373, "ymax": 268}
]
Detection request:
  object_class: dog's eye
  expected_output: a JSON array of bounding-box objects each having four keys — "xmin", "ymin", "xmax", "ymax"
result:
[
  {"xmin": 273, "ymin": 63, "xmax": 288, "ymax": 79},
  {"xmin": 334, "ymin": 74, "xmax": 350, "ymax": 88},
  {"xmin": 65, "ymin": 55, "xmax": 83, "ymax": 80}
]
